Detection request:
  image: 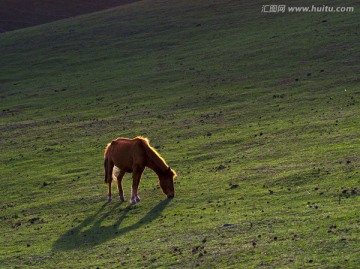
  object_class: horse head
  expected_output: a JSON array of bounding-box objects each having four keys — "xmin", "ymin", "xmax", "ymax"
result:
[{"xmin": 159, "ymin": 167, "xmax": 177, "ymax": 198}]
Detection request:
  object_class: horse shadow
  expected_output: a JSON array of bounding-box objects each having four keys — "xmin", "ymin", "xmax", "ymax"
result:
[{"xmin": 52, "ymin": 198, "xmax": 171, "ymax": 251}]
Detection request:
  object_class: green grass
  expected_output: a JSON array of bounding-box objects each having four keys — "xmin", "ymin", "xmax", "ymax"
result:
[{"xmin": 1, "ymin": 0, "xmax": 359, "ymax": 268}]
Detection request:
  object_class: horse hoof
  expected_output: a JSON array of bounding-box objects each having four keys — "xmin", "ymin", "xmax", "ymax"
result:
[
  {"xmin": 136, "ymin": 196, "xmax": 141, "ymax": 202},
  {"xmin": 120, "ymin": 196, "xmax": 125, "ymax": 202},
  {"xmin": 130, "ymin": 199, "xmax": 137, "ymax": 204},
  {"xmin": 107, "ymin": 196, "xmax": 112, "ymax": 203}
]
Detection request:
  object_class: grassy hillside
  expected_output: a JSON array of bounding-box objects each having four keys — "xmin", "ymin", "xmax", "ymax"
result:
[
  {"xmin": 1, "ymin": 0, "xmax": 359, "ymax": 268},
  {"xmin": 0, "ymin": 0, "xmax": 139, "ymax": 33}
]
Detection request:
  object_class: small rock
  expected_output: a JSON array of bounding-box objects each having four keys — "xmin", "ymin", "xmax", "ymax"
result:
[
  {"xmin": 29, "ymin": 217, "xmax": 40, "ymax": 224},
  {"xmin": 192, "ymin": 246, "xmax": 200, "ymax": 253},
  {"xmin": 216, "ymin": 165, "xmax": 225, "ymax": 170}
]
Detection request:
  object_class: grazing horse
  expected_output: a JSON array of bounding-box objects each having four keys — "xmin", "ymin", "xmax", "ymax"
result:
[{"xmin": 104, "ymin": 136, "xmax": 177, "ymax": 204}]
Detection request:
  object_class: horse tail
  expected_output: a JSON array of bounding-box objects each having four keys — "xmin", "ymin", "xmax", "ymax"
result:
[
  {"xmin": 104, "ymin": 143, "xmax": 111, "ymax": 183},
  {"xmin": 104, "ymin": 142, "xmax": 111, "ymax": 158}
]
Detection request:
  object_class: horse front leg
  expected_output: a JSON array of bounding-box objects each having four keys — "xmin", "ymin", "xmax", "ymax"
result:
[
  {"xmin": 117, "ymin": 170, "xmax": 126, "ymax": 202},
  {"xmin": 131, "ymin": 167, "xmax": 144, "ymax": 204}
]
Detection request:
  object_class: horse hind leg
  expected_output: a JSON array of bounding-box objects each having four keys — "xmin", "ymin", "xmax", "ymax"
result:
[
  {"xmin": 117, "ymin": 170, "xmax": 126, "ymax": 202},
  {"xmin": 106, "ymin": 160, "xmax": 115, "ymax": 202},
  {"xmin": 104, "ymin": 156, "xmax": 109, "ymax": 184}
]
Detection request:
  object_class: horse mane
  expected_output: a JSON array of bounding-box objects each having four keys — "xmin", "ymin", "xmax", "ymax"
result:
[
  {"xmin": 136, "ymin": 136, "xmax": 169, "ymax": 169},
  {"xmin": 135, "ymin": 136, "xmax": 150, "ymax": 145}
]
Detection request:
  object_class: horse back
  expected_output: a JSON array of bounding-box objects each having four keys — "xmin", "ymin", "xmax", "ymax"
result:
[{"xmin": 108, "ymin": 138, "xmax": 147, "ymax": 171}]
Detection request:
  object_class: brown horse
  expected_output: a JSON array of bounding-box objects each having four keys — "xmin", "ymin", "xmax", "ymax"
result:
[{"xmin": 104, "ymin": 136, "xmax": 176, "ymax": 204}]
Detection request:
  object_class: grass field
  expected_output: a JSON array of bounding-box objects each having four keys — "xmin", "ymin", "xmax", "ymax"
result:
[
  {"xmin": 0, "ymin": 0, "xmax": 140, "ymax": 32},
  {"xmin": 0, "ymin": 0, "xmax": 359, "ymax": 268}
]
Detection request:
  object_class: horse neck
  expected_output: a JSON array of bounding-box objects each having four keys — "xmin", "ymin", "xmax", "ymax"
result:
[{"xmin": 145, "ymin": 148, "xmax": 168, "ymax": 176}]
